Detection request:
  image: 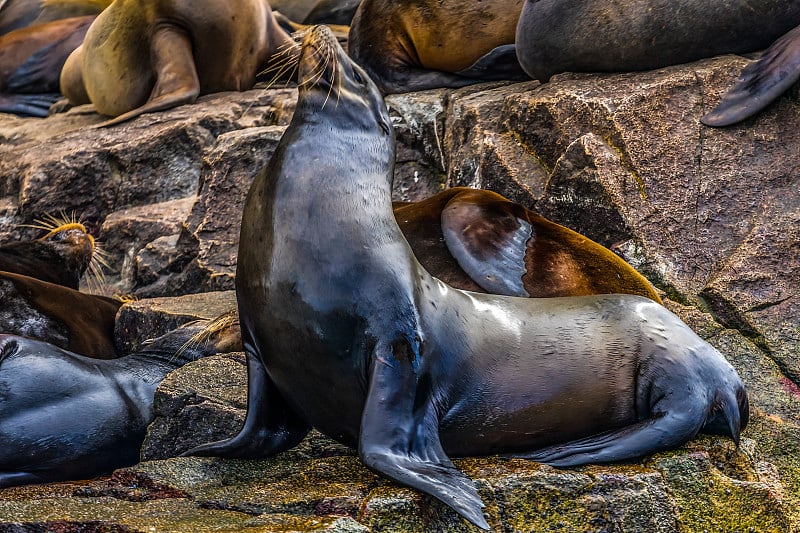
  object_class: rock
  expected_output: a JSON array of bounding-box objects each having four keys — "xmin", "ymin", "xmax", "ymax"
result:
[{"xmin": 115, "ymin": 291, "xmax": 237, "ymax": 354}]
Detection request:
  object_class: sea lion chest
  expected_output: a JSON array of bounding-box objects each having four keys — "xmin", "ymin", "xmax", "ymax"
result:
[{"xmin": 237, "ymin": 126, "xmax": 416, "ymax": 445}]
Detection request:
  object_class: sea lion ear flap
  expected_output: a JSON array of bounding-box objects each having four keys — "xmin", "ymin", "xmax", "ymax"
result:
[{"xmin": 701, "ymin": 24, "xmax": 800, "ymax": 127}]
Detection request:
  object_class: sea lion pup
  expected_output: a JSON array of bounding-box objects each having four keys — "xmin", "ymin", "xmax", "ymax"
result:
[
  {"xmin": 0, "ymin": 15, "xmax": 94, "ymax": 117},
  {"xmin": 0, "ymin": 216, "xmax": 105, "ymax": 289},
  {"xmin": 394, "ymin": 187, "xmax": 661, "ymax": 302},
  {"xmin": 515, "ymin": 0, "xmax": 800, "ymax": 126},
  {"xmin": 0, "ymin": 318, "xmax": 241, "ymax": 488},
  {"xmin": 59, "ymin": 0, "xmax": 299, "ymax": 127},
  {"xmin": 348, "ymin": 0, "xmax": 528, "ymax": 93},
  {"xmin": 0, "ymin": 0, "xmax": 109, "ymax": 36},
  {"xmin": 186, "ymin": 26, "xmax": 748, "ymax": 530},
  {"xmin": 702, "ymin": 24, "xmax": 800, "ymax": 126},
  {"xmin": 0, "ymin": 271, "xmax": 121, "ymax": 359}
]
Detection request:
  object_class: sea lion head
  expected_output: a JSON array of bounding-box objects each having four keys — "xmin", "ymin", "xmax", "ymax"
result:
[
  {"xmin": 296, "ymin": 24, "xmax": 392, "ymax": 139},
  {"xmin": 699, "ymin": 367, "xmax": 750, "ymax": 446},
  {"xmin": 39, "ymin": 221, "xmax": 95, "ymax": 271}
]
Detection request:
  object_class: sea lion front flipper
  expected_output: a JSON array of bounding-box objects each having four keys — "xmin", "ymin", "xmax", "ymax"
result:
[
  {"xmin": 97, "ymin": 24, "xmax": 200, "ymax": 127},
  {"xmin": 441, "ymin": 194, "xmax": 531, "ymax": 297},
  {"xmin": 359, "ymin": 340, "xmax": 490, "ymax": 530},
  {"xmin": 455, "ymin": 44, "xmax": 530, "ymax": 82},
  {"xmin": 702, "ymin": 24, "xmax": 800, "ymax": 127},
  {"xmin": 183, "ymin": 350, "xmax": 310, "ymax": 458},
  {"xmin": 511, "ymin": 412, "xmax": 705, "ymax": 467}
]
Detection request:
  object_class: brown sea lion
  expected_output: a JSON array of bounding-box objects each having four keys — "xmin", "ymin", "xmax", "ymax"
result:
[
  {"xmin": 348, "ymin": 0, "xmax": 528, "ymax": 93},
  {"xmin": 515, "ymin": 0, "xmax": 800, "ymax": 126},
  {"xmin": 0, "ymin": 218, "xmax": 103, "ymax": 289},
  {"xmin": 186, "ymin": 26, "xmax": 748, "ymax": 530},
  {"xmin": 59, "ymin": 0, "xmax": 298, "ymax": 126},
  {"xmin": 394, "ymin": 187, "xmax": 661, "ymax": 302},
  {"xmin": 0, "ymin": 271, "xmax": 121, "ymax": 359},
  {"xmin": 0, "ymin": 15, "xmax": 94, "ymax": 117},
  {"xmin": 0, "ymin": 0, "xmax": 108, "ymax": 36}
]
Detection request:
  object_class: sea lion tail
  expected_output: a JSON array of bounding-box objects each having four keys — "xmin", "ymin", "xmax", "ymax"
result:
[
  {"xmin": 701, "ymin": 24, "xmax": 800, "ymax": 127},
  {"xmin": 703, "ymin": 386, "xmax": 749, "ymax": 446}
]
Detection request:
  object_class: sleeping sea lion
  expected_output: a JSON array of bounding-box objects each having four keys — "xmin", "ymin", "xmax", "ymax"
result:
[
  {"xmin": 0, "ymin": 318, "xmax": 240, "ymax": 488},
  {"xmin": 348, "ymin": 0, "xmax": 528, "ymax": 93},
  {"xmin": 59, "ymin": 0, "xmax": 298, "ymax": 126},
  {"xmin": 0, "ymin": 0, "xmax": 109, "ymax": 36},
  {"xmin": 515, "ymin": 0, "xmax": 800, "ymax": 126},
  {"xmin": 186, "ymin": 26, "xmax": 748, "ymax": 530},
  {"xmin": 0, "ymin": 15, "xmax": 94, "ymax": 117}
]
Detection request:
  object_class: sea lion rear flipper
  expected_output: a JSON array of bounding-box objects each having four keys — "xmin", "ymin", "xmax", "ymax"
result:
[
  {"xmin": 441, "ymin": 194, "xmax": 531, "ymax": 297},
  {"xmin": 359, "ymin": 339, "xmax": 490, "ymax": 530},
  {"xmin": 0, "ymin": 93, "xmax": 60, "ymax": 117},
  {"xmin": 702, "ymin": 24, "xmax": 800, "ymax": 127},
  {"xmin": 97, "ymin": 24, "xmax": 200, "ymax": 127},
  {"xmin": 183, "ymin": 350, "xmax": 310, "ymax": 458},
  {"xmin": 511, "ymin": 412, "xmax": 704, "ymax": 467},
  {"xmin": 455, "ymin": 44, "xmax": 530, "ymax": 82}
]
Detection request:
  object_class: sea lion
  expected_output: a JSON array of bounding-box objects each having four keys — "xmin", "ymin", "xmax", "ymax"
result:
[
  {"xmin": 59, "ymin": 0, "xmax": 298, "ymax": 126},
  {"xmin": 394, "ymin": 187, "xmax": 661, "ymax": 302},
  {"xmin": 0, "ymin": 15, "xmax": 94, "ymax": 117},
  {"xmin": 0, "ymin": 271, "xmax": 121, "ymax": 359},
  {"xmin": 701, "ymin": 24, "xmax": 800, "ymax": 126},
  {"xmin": 270, "ymin": 0, "xmax": 360, "ymax": 25},
  {"xmin": 348, "ymin": 0, "xmax": 528, "ymax": 93},
  {"xmin": 515, "ymin": 0, "xmax": 800, "ymax": 126},
  {"xmin": 0, "ymin": 0, "xmax": 109, "ymax": 36},
  {"xmin": 0, "ymin": 319, "xmax": 240, "ymax": 488},
  {"xmin": 0, "ymin": 217, "xmax": 102, "ymax": 289},
  {"xmin": 186, "ymin": 26, "xmax": 748, "ymax": 530}
]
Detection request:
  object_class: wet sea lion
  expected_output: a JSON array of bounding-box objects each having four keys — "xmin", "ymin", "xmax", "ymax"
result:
[
  {"xmin": 59, "ymin": 0, "xmax": 298, "ymax": 126},
  {"xmin": 515, "ymin": 0, "xmax": 800, "ymax": 126},
  {"xmin": 0, "ymin": 319, "xmax": 240, "ymax": 488},
  {"xmin": 186, "ymin": 26, "xmax": 748, "ymax": 529},
  {"xmin": 0, "ymin": 15, "xmax": 94, "ymax": 117},
  {"xmin": 0, "ymin": 0, "xmax": 108, "ymax": 36},
  {"xmin": 394, "ymin": 187, "xmax": 661, "ymax": 302},
  {"xmin": 348, "ymin": 0, "xmax": 528, "ymax": 93},
  {"xmin": 0, "ymin": 218, "xmax": 101, "ymax": 289},
  {"xmin": 0, "ymin": 271, "xmax": 121, "ymax": 359}
]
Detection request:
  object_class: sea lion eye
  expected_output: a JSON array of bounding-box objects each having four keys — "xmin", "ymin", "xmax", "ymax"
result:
[{"xmin": 353, "ymin": 69, "xmax": 364, "ymax": 84}]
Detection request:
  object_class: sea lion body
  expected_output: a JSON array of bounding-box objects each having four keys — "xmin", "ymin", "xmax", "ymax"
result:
[
  {"xmin": 0, "ymin": 15, "xmax": 94, "ymax": 116},
  {"xmin": 270, "ymin": 0, "xmax": 360, "ymax": 24},
  {"xmin": 0, "ymin": 271, "xmax": 120, "ymax": 358},
  {"xmin": 0, "ymin": 0, "xmax": 109, "ymax": 36},
  {"xmin": 0, "ymin": 321, "xmax": 238, "ymax": 488},
  {"xmin": 189, "ymin": 27, "xmax": 748, "ymax": 529},
  {"xmin": 60, "ymin": 0, "xmax": 295, "ymax": 125},
  {"xmin": 516, "ymin": 0, "xmax": 800, "ymax": 126},
  {"xmin": 348, "ymin": 0, "xmax": 526, "ymax": 93}
]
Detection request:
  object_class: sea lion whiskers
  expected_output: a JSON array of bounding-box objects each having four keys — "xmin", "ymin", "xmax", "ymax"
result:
[
  {"xmin": 297, "ymin": 27, "xmax": 340, "ymax": 108},
  {"xmin": 260, "ymin": 34, "xmax": 304, "ymax": 89},
  {"xmin": 176, "ymin": 310, "xmax": 242, "ymax": 362}
]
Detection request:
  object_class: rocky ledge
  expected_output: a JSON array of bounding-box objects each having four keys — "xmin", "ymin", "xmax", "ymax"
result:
[{"xmin": 0, "ymin": 53, "xmax": 798, "ymax": 532}]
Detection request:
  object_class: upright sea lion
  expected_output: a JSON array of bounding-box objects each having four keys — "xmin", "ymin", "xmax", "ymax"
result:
[
  {"xmin": 0, "ymin": 271, "xmax": 121, "ymax": 359},
  {"xmin": 515, "ymin": 0, "xmax": 800, "ymax": 126},
  {"xmin": 186, "ymin": 26, "xmax": 748, "ymax": 530},
  {"xmin": 348, "ymin": 0, "xmax": 528, "ymax": 93},
  {"xmin": 0, "ymin": 218, "xmax": 101, "ymax": 289},
  {"xmin": 0, "ymin": 319, "xmax": 240, "ymax": 488},
  {"xmin": 0, "ymin": 15, "xmax": 94, "ymax": 117},
  {"xmin": 59, "ymin": 0, "xmax": 298, "ymax": 126},
  {"xmin": 0, "ymin": 0, "xmax": 109, "ymax": 36},
  {"xmin": 395, "ymin": 187, "xmax": 660, "ymax": 302}
]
